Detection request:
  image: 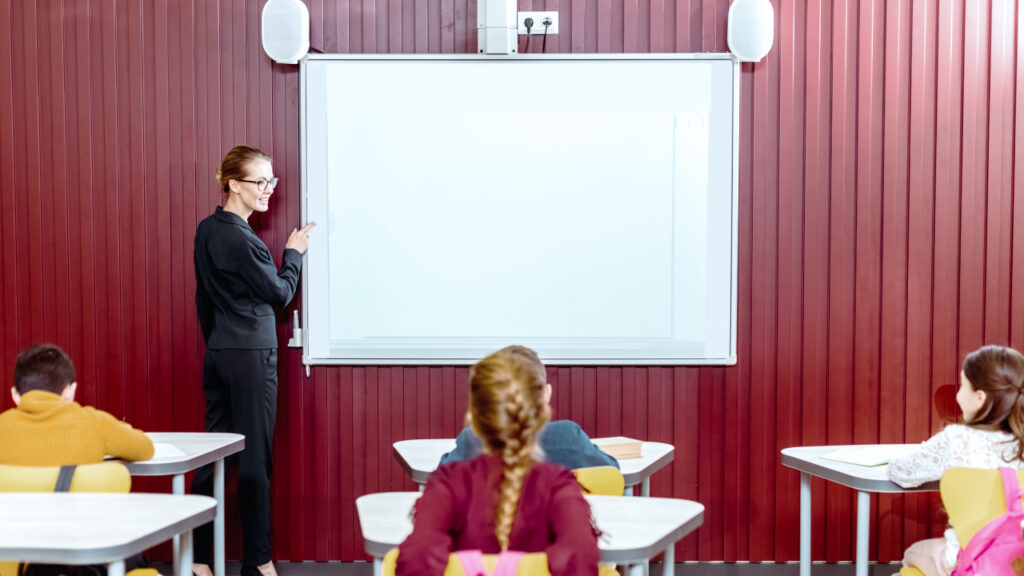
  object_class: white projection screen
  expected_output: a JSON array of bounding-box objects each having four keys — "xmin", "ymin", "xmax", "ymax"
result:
[{"xmin": 300, "ymin": 54, "xmax": 738, "ymax": 365}]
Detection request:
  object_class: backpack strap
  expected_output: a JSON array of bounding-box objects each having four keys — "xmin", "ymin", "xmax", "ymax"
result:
[
  {"xmin": 455, "ymin": 550, "xmax": 487, "ymax": 576},
  {"xmin": 53, "ymin": 465, "xmax": 76, "ymax": 493},
  {"xmin": 492, "ymin": 551, "xmax": 524, "ymax": 576},
  {"xmin": 454, "ymin": 550, "xmax": 525, "ymax": 576},
  {"xmin": 998, "ymin": 468, "xmax": 1024, "ymax": 515}
]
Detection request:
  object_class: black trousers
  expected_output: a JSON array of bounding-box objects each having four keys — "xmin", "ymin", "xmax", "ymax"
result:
[{"xmin": 191, "ymin": 348, "xmax": 278, "ymax": 567}]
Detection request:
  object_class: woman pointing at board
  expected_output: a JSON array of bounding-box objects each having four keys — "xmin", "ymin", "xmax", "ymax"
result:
[{"xmin": 191, "ymin": 145, "xmax": 315, "ymax": 576}]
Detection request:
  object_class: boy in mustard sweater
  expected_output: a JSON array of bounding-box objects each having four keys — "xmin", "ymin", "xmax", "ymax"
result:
[{"xmin": 0, "ymin": 344, "xmax": 154, "ymax": 465}]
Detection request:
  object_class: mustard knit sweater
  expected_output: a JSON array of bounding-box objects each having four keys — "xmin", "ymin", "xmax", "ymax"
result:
[{"xmin": 0, "ymin": 390, "xmax": 154, "ymax": 465}]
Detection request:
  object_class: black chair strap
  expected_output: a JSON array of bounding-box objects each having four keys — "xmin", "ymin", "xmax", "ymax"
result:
[{"xmin": 53, "ymin": 465, "xmax": 77, "ymax": 492}]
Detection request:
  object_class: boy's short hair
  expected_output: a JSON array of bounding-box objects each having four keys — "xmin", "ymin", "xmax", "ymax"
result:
[{"xmin": 14, "ymin": 344, "xmax": 76, "ymax": 395}]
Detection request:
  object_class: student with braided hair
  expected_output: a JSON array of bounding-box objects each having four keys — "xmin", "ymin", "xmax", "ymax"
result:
[
  {"xmin": 888, "ymin": 345, "xmax": 1024, "ymax": 576},
  {"xmin": 396, "ymin": 345, "xmax": 600, "ymax": 576}
]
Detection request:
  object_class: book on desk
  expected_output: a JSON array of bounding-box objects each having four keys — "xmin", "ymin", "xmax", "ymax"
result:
[{"xmin": 592, "ymin": 437, "xmax": 643, "ymax": 460}]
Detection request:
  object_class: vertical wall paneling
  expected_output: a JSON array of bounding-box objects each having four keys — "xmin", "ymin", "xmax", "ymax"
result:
[
  {"xmin": 904, "ymin": 0, "xmax": 939, "ymax": 548},
  {"xmin": 1, "ymin": 0, "xmax": 1023, "ymax": 563},
  {"xmin": 801, "ymin": 0, "xmax": 830, "ymax": 562},
  {"xmin": 1014, "ymin": 0, "xmax": 1024, "ymax": 350},
  {"xmin": 774, "ymin": 0, "xmax": 804, "ymax": 559}
]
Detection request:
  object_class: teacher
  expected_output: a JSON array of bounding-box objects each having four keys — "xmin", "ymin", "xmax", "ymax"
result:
[{"xmin": 191, "ymin": 145, "xmax": 315, "ymax": 576}]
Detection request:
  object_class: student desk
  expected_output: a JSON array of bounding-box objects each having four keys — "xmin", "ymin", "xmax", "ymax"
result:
[
  {"xmin": 122, "ymin": 432, "xmax": 245, "ymax": 576},
  {"xmin": 0, "ymin": 493, "xmax": 215, "ymax": 576},
  {"xmin": 356, "ymin": 492, "xmax": 703, "ymax": 576},
  {"xmin": 781, "ymin": 445, "xmax": 938, "ymax": 576},
  {"xmin": 392, "ymin": 439, "xmax": 675, "ymax": 496}
]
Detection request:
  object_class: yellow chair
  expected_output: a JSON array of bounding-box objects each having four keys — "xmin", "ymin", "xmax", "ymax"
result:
[
  {"xmin": 573, "ymin": 466, "xmax": 625, "ymax": 496},
  {"xmin": 0, "ymin": 462, "xmax": 155, "ymax": 576},
  {"xmin": 0, "ymin": 462, "xmax": 131, "ymax": 494},
  {"xmin": 898, "ymin": 467, "xmax": 1024, "ymax": 576},
  {"xmin": 381, "ymin": 468, "xmax": 623, "ymax": 576},
  {"xmin": 381, "ymin": 548, "xmax": 617, "ymax": 576},
  {"xmin": 381, "ymin": 548, "xmax": 551, "ymax": 575}
]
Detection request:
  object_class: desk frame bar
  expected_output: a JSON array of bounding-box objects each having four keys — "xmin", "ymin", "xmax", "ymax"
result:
[
  {"xmin": 856, "ymin": 491, "xmax": 870, "ymax": 576},
  {"xmin": 215, "ymin": 459, "xmax": 225, "ymax": 576},
  {"xmin": 172, "ymin": 474, "xmax": 185, "ymax": 576},
  {"xmin": 800, "ymin": 472, "xmax": 810, "ymax": 576},
  {"xmin": 179, "ymin": 530, "xmax": 194, "ymax": 576},
  {"xmin": 167, "ymin": 460, "xmax": 227, "ymax": 576},
  {"xmin": 107, "ymin": 560, "xmax": 125, "ymax": 576},
  {"xmin": 663, "ymin": 546, "xmax": 675, "ymax": 576}
]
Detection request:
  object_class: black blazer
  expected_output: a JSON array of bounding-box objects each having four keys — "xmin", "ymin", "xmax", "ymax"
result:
[{"xmin": 195, "ymin": 207, "xmax": 302, "ymax": 349}]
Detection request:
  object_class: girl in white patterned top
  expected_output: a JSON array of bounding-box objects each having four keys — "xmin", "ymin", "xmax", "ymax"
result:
[{"xmin": 887, "ymin": 345, "xmax": 1024, "ymax": 576}]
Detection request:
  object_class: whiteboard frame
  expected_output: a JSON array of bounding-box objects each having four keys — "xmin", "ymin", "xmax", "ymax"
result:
[{"xmin": 299, "ymin": 53, "xmax": 740, "ymax": 366}]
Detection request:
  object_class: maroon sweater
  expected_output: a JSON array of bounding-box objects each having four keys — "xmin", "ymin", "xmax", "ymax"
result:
[{"xmin": 396, "ymin": 454, "xmax": 600, "ymax": 576}]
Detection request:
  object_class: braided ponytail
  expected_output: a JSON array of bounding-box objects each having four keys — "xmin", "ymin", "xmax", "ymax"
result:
[{"xmin": 468, "ymin": 346, "xmax": 550, "ymax": 550}]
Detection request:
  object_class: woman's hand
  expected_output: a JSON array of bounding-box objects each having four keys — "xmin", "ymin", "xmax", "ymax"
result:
[{"xmin": 286, "ymin": 222, "xmax": 317, "ymax": 254}]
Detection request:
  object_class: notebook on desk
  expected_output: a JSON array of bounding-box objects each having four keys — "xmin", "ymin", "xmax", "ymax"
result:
[
  {"xmin": 820, "ymin": 445, "xmax": 917, "ymax": 467},
  {"xmin": 151, "ymin": 442, "xmax": 186, "ymax": 459},
  {"xmin": 592, "ymin": 437, "xmax": 643, "ymax": 460}
]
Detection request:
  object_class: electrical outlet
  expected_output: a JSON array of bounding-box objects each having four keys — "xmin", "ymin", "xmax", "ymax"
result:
[{"xmin": 517, "ymin": 11, "xmax": 558, "ymax": 35}]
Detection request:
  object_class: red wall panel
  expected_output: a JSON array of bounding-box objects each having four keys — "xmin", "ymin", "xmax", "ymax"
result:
[{"xmin": 1, "ymin": 0, "xmax": 1022, "ymax": 564}]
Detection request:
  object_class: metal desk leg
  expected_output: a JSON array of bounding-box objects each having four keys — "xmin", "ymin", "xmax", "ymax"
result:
[
  {"xmin": 107, "ymin": 560, "xmax": 126, "ymax": 576},
  {"xmin": 641, "ymin": 478, "xmax": 650, "ymax": 498},
  {"xmin": 172, "ymin": 473, "xmax": 185, "ymax": 576},
  {"xmin": 374, "ymin": 557, "xmax": 383, "ymax": 576},
  {"xmin": 800, "ymin": 472, "xmax": 811, "ymax": 576},
  {"xmin": 179, "ymin": 530, "xmax": 194, "ymax": 576},
  {"xmin": 215, "ymin": 459, "xmax": 225, "ymax": 576},
  {"xmin": 856, "ymin": 491, "xmax": 870, "ymax": 576},
  {"xmin": 663, "ymin": 544, "xmax": 675, "ymax": 576}
]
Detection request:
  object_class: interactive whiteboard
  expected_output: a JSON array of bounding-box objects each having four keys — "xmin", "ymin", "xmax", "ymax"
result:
[{"xmin": 301, "ymin": 54, "xmax": 738, "ymax": 364}]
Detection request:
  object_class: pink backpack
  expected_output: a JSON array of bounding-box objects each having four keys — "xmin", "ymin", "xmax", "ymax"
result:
[
  {"xmin": 454, "ymin": 550, "xmax": 524, "ymax": 576},
  {"xmin": 951, "ymin": 468, "xmax": 1024, "ymax": 576}
]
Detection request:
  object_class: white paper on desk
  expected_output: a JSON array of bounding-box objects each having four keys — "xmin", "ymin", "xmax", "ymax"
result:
[
  {"xmin": 150, "ymin": 442, "xmax": 186, "ymax": 459},
  {"xmin": 820, "ymin": 446, "xmax": 916, "ymax": 467}
]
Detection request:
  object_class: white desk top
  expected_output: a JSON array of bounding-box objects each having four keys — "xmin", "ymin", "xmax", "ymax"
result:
[
  {"xmin": 122, "ymin": 433, "xmax": 245, "ymax": 476},
  {"xmin": 392, "ymin": 439, "xmax": 675, "ymax": 488},
  {"xmin": 356, "ymin": 492, "xmax": 703, "ymax": 564},
  {"xmin": 781, "ymin": 445, "xmax": 938, "ymax": 493},
  {"xmin": 0, "ymin": 493, "xmax": 216, "ymax": 564}
]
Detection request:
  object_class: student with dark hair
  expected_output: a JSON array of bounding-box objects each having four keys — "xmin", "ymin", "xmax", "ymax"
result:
[
  {"xmin": 0, "ymin": 343, "xmax": 153, "ymax": 465},
  {"xmin": 439, "ymin": 379, "xmax": 618, "ymax": 471},
  {"xmin": 888, "ymin": 345, "xmax": 1024, "ymax": 576}
]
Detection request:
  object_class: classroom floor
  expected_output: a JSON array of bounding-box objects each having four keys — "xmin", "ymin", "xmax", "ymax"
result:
[{"xmin": 155, "ymin": 562, "xmax": 903, "ymax": 576}]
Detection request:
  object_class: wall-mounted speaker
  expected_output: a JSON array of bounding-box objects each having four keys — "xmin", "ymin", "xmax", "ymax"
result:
[
  {"xmin": 727, "ymin": 0, "xmax": 774, "ymax": 63},
  {"xmin": 262, "ymin": 0, "xmax": 310, "ymax": 64}
]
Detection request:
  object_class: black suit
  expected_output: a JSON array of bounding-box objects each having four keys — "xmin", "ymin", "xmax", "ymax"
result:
[{"xmin": 191, "ymin": 206, "xmax": 301, "ymax": 567}]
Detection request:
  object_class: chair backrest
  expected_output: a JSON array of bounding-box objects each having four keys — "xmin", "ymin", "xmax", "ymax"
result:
[
  {"xmin": 381, "ymin": 548, "xmax": 551, "ymax": 576},
  {"xmin": 573, "ymin": 466, "xmax": 625, "ymax": 496},
  {"xmin": 0, "ymin": 462, "xmax": 132, "ymax": 576},
  {"xmin": 940, "ymin": 467, "xmax": 1024, "ymax": 549},
  {"xmin": 0, "ymin": 462, "xmax": 131, "ymax": 494}
]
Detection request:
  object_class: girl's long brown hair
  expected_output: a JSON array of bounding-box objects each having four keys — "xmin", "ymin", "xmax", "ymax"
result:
[
  {"xmin": 468, "ymin": 345, "xmax": 551, "ymax": 550},
  {"xmin": 962, "ymin": 345, "xmax": 1024, "ymax": 461}
]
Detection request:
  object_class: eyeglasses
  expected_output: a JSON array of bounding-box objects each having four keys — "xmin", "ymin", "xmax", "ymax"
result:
[{"xmin": 235, "ymin": 177, "xmax": 279, "ymax": 192}]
